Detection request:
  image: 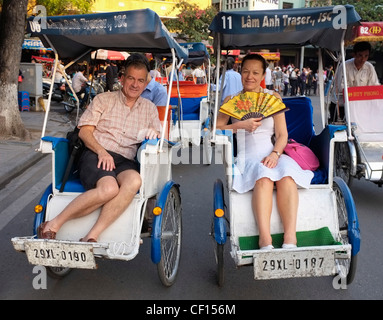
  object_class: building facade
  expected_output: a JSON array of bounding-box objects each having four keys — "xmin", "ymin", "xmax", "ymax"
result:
[{"xmin": 92, "ymin": 0, "xmax": 212, "ymax": 18}]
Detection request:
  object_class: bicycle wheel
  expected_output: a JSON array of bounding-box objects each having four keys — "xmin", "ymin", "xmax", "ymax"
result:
[
  {"xmin": 333, "ymin": 178, "xmax": 358, "ymax": 285},
  {"xmin": 334, "ymin": 141, "xmax": 353, "ymax": 186},
  {"xmin": 157, "ymin": 186, "xmax": 182, "ymax": 287}
]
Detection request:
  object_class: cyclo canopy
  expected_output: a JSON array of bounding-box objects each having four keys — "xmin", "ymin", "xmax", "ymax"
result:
[
  {"xmin": 26, "ymin": 8, "xmax": 188, "ymax": 61},
  {"xmin": 209, "ymin": 5, "xmax": 360, "ymax": 51},
  {"xmin": 26, "ymin": 8, "xmax": 188, "ymax": 149},
  {"xmin": 208, "ymin": 5, "xmax": 361, "ymax": 134}
]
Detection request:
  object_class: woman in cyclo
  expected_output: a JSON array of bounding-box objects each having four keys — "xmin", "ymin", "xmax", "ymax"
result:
[{"xmin": 216, "ymin": 54, "xmax": 314, "ymax": 250}]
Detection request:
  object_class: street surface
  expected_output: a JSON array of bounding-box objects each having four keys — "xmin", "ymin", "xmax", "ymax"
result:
[{"xmin": 1, "ymin": 96, "xmax": 382, "ymax": 301}]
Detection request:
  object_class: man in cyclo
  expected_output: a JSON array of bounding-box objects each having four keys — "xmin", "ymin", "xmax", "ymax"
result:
[
  {"xmin": 329, "ymin": 41, "xmax": 381, "ymax": 122},
  {"xmin": 37, "ymin": 57, "xmax": 162, "ymax": 242}
]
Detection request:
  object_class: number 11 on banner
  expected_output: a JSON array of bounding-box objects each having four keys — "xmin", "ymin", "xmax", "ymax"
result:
[{"xmin": 222, "ymin": 16, "xmax": 232, "ymax": 29}]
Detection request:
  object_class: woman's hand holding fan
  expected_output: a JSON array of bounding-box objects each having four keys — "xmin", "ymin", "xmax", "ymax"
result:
[{"xmin": 219, "ymin": 92, "xmax": 289, "ymax": 120}]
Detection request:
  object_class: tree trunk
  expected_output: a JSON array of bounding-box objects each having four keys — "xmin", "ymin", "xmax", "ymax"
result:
[{"xmin": 0, "ymin": 0, "xmax": 30, "ymax": 140}]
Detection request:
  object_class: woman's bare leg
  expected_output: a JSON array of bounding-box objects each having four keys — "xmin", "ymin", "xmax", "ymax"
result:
[
  {"xmin": 275, "ymin": 177, "xmax": 299, "ymax": 245},
  {"xmin": 252, "ymin": 177, "xmax": 274, "ymax": 248}
]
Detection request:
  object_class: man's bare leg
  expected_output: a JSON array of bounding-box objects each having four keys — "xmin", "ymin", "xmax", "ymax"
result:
[
  {"xmin": 40, "ymin": 176, "xmax": 120, "ymax": 236},
  {"xmin": 81, "ymin": 169, "xmax": 142, "ymax": 242}
]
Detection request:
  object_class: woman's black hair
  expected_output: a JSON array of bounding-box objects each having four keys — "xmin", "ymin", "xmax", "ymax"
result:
[{"xmin": 241, "ymin": 53, "xmax": 268, "ymax": 74}]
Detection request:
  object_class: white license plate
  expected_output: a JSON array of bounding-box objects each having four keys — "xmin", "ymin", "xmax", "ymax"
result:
[
  {"xmin": 25, "ymin": 241, "xmax": 97, "ymax": 269},
  {"xmin": 253, "ymin": 249, "xmax": 335, "ymax": 280}
]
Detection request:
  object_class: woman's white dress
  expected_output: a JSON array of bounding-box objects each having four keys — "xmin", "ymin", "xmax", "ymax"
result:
[{"xmin": 231, "ymin": 90, "xmax": 314, "ymax": 193}]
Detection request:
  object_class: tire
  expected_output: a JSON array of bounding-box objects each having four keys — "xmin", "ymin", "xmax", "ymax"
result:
[
  {"xmin": 46, "ymin": 266, "xmax": 72, "ymax": 279},
  {"xmin": 212, "ymin": 179, "xmax": 227, "ymax": 286},
  {"xmin": 157, "ymin": 186, "xmax": 182, "ymax": 287},
  {"xmin": 216, "ymin": 243, "xmax": 224, "ymax": 287},
  {"xmin": 333, "ymin": 178, "xmax": 358, "ymax": 285},
  {"xmin": 334, "ymin": 141, "xmax": 353, "ymax": 186},
  {"xmin": 63, "ymin": 94, "xmax": 75, "ymax": 113}
]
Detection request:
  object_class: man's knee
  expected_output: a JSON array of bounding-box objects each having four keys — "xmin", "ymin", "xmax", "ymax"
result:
[
  {"xmin": 119, "ymin": 170, "xmax": 142, "ymax": 192},
  {"xmin": 96, "ymin": 177, "xmax": 120, "ymax": 200}
]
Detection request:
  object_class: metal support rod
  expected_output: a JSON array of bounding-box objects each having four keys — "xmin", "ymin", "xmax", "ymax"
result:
[
  {"xmin": 318, "ymin": 48, "xmax": 325, "ymax": 128},
  {"xmin": 159, "ymin": 48, "xmax": 177, "ymax": 152},
  {"xmin": 38, "ymin": 35, "xmax": 57, "ymax": 151},
  {"xmin": 212, "ymin": 40, "xmax": 221, "ymax": 142},
  {"xmin": 340, "ymin": 31, "xmax": 353, "ymax": 140}
]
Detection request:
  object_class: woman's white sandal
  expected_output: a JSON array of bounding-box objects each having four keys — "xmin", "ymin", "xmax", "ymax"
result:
[
  {"xmin": 260, "ymin": 245, "xmax": 274, "ymax": 250},
  {"xmin": 282, "ymin": 243, "xmax": 297, "ymax": 249}
]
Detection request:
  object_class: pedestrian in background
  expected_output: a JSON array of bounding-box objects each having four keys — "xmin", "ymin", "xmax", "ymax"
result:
[
  {"xmin": 265, "ymin": 66, "xmax": 273, "ymax": 90},
  {"xmin": 324, "ymin": 65, "xmax": 333, "ymax": 96},
  {"xmin": 283, "ymin": 69, "xmax": 290, "ymax": 96},
  {"xmin": 217, "ymin": 57, "xmax": 243, "ymax": 105},
  {"xmin": 289, "ymin": 67, "xmax": 298, "ymax": 96}
]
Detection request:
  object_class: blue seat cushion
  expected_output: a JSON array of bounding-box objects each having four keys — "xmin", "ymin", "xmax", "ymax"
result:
[
  {"xmin": 284, "ymin": 96, "xmax": 315, "ymax": 146},
  {"xmin": 170, "ymin": 96, "xmax": 206, "ymax": 121}
]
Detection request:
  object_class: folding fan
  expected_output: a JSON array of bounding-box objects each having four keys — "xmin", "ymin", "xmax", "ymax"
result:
[{"xmin": 219, "ymin": 92, "xmax": 289, "ymax": 120}]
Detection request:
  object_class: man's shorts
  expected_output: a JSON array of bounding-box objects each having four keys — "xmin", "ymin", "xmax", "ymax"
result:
[{"xmin": 79, "ymin": 148, "xmax": 139, "ymax": 190}]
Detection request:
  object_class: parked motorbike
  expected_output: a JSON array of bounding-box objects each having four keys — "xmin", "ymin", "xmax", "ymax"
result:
[
  {"xmin": 61, "ymin": 81, "xmax": 97, "ymax": 113},
  {"xmin": 94, "ymin": 74, "xmax": 122, "ymax": 93},
  {"xmin": 42, "ymin": 78, "xmax": 66, "ymax": 102}
]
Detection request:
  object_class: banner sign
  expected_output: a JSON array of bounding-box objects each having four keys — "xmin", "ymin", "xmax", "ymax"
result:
[
  {"xmin": 252, "ymin": 52, "xmax": 280, "ymax": 60},
  {"xmin": 22, "ymin": 39, "xmax": 52, "ymax": 50},
  {"xmin": 209, "ymin": 5, "xmax": 360, "ymax": 34},
  {"xmin": 353, "ymin": 22, "xmax": 383, "ymax": 42},
  {"xmin": 347, "ymin": 86, "xmax": 383, "ymax": 101}
]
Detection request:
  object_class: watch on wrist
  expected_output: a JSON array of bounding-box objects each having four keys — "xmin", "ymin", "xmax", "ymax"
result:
[{"xmin": 272, "ymin": 150, "xmax": 281, "ymax": 157}]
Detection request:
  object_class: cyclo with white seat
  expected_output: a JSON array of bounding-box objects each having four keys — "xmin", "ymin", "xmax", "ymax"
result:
[
  {"xmin": 330, "ymin": 21, "xmax": 383, "ymax": 187},
  {"xmin": 168, "ymin": 42, "xmax": 213, "ymax": 163},
  {"xmin": 208, "ymin": 5, "xmax": 361, "ymax": 286},
  {"xmin": 11, "ymin": 9, "xmax": 187, "ymax": 287}
]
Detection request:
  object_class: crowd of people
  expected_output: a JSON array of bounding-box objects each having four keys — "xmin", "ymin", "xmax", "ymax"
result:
[
  {"xmin": 212, "ymin": 58, "xmax": 341, "ymax": 99},
  {"xmin": 265, "ymin": 64, "xmax": 322, "ymax": 97}
]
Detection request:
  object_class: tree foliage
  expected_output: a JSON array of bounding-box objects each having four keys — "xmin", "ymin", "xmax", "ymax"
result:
[
  {"xmin": 31, "ymin": 0, "xmax": 94, "ymax": 15},
  {"xmin": 164, "ymin": 1, "xmax": 217, "ymax": 43},
  {"xmin": 332, "ymin": 0, "xmax": 383, "ymax": 22}
]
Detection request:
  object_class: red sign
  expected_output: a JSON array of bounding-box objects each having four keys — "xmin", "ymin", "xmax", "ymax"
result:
[
  {"xmin": 251, "ymin": 52, "xmax": 280, "ymax": 61},
  {"xmin": 347, "ymin": 86, "xmax": 383, "ymax": 101},
  {"xmin": 221, "ymin": 50, "xmax": 241, "ymax": 56},
  {"xmin": 354, "ymin": 22, "xmax": 383, "ymax": 42}
]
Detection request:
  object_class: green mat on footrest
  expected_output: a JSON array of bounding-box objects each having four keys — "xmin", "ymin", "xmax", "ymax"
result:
[{"xmin": 238, "ymin": 227, "xmax": 341, "ymax": 250}]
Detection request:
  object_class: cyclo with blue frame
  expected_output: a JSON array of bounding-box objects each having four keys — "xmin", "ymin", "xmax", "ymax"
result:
[
  {"xmin": 208, "ymin": 5, "xmax": 361, "ymax": 286},
  {"xmin": 330, "ymin": 21, "xmax": 383, "ymax": 188},
  {"xmin": 11, "ymin": 9, "xmax": 188, "ymax": 287}
]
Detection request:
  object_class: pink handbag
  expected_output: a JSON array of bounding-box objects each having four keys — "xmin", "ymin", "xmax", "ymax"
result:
[{"xmin": 284, "ymin": 139, "xmax": 320, "ymax": 171}]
